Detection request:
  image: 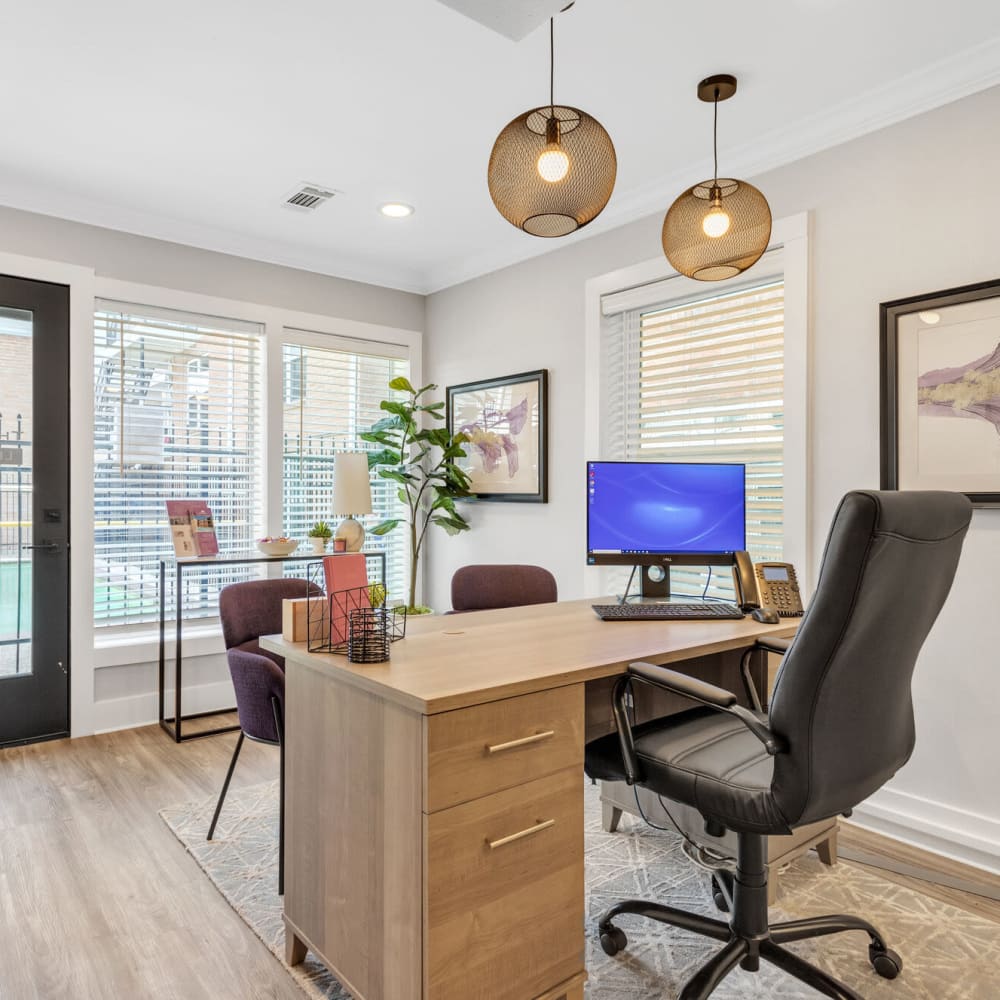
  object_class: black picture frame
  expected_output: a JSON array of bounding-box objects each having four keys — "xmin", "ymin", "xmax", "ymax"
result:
[
  {"xmin": 880, "ymin": 277, "xmax": 1000, "ymax": 506},
  {"xmin": 446, "ymin": 369, "xmax": 548, "ymax": 503}
]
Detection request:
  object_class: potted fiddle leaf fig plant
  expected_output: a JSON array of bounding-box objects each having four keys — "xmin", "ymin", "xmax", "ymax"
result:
[{"xmin": 361, "ymin": 377, "xmax": 472, "ymax": 613}]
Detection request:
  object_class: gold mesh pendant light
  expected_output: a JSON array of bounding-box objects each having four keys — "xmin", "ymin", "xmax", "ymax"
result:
[
  {"xmin": 662, "ymin": 75, "xmax": 771, "ymax": 280},
  {"xmin": 488, "ymin": 14, "xmax": 616, "ymax": 237}
]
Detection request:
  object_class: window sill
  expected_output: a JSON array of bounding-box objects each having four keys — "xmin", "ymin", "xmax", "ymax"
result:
[{"xmin": 94, "ymin": 622, "xmax": 226, "ymax": 669}]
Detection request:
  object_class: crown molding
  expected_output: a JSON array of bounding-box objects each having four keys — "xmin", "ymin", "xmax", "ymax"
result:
[
  {"xmin": 423, "ymin": 36, "xmax": 1000, "ymax": 293},
  {"xmin": 0, "ymin": 181, "xmax": 429, "ymax": 295}
]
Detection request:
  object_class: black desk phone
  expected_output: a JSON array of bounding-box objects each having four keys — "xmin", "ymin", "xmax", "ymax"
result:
[{"xmin": 733, "ymin": 552, "xmax": 805, "ymax": 618}]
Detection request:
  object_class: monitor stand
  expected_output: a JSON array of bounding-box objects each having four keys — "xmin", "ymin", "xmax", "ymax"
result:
[{"xmin": 620, "ymin": 564, "xmax": 673, "ymax": 603}]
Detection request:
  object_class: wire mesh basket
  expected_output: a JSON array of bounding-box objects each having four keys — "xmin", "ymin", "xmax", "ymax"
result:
[
  {"xmin": 347, "ymin": 607, "xmax": 398, "ymax": 663},
  {"xmin": 305, "ymin": 561, "xmax": 406, "ymax": 656}
]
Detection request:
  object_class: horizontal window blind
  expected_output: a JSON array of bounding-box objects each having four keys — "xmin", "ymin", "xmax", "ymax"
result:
[
  {"xmin": 94, "ymin": 301, "xmax": 263, "ymax": 627},
  {"xmin": 281, "ymin": 336, "xmax": 410, "ymax": 605},
  {"xmin": 603, "ymin": 279, "xmax": 785, "ymax": 600}
]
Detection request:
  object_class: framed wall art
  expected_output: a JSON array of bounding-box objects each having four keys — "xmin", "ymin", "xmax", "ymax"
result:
[
  {"xmin": 446, "ymin": 369, "xmax": 548, "ymax": 503},
  {"xmin": 881, "ymin": 278, "xmax": 1000, "ymax": 505}
]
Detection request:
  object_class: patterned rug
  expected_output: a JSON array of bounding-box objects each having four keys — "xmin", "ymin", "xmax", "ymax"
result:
[{"xmin": 161, "ymin": 781, "xmax": 999, "ymax": 999}]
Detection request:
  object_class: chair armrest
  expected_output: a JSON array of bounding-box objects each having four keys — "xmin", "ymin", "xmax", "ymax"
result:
[
  {"xmin": 755, "ymin": 636, "xmax": 791, "ymax": 656},
  {"xmin": 738, "ymin": 636, "xmax": 792, "ymax": 711},
  {"xmin": 628, "ymin": 661, "xmax": 737, "ymax": 707},
  {"xmin": 625, "ymin": 660, "xmax": 787, "ymax": 757}
]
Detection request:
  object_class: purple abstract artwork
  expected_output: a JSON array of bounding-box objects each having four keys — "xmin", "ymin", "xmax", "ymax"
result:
[
  {"xmin": 918, "ymin": 340, "xmax": 1000, "ymax": 434},
  {"xmin": 460, "ymin": 396, "xmax": 528, "ymax": 478}
]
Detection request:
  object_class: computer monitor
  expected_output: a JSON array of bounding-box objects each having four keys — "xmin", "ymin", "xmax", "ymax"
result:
[{"xmin": 586, "ymin": 460, "xmax": 746, "ymax": 598}]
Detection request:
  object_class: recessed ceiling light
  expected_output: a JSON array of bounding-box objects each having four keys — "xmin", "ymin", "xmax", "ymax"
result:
[
  {"xmin": 918, "ymin": 311, "xmax": 941, "ymax": 324},
  {"xmin": 380, "ymin": 202, "xmax": 414, "ymax": 218}
]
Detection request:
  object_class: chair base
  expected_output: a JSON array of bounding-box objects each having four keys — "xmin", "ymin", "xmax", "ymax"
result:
[{"xmin": 597, "ymin": 833, "xmax": 902, "ymax": 1000}]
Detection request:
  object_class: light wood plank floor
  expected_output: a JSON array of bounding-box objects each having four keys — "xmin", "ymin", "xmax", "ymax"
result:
[
  {"xmin": 1, "ymin": 723, "xmax": 997, "ymax": 1000},
  {"xmin": 0, "ymin": 719, "xmax": 301, "ymax": 1000}
]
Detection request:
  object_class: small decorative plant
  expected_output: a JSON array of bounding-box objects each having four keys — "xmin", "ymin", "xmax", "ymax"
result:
[
  {"xmin": 307, "ymin": 520, "xmax": 333, "ymax": 553},
  {"xmin": 362, "ymin": 377, "xmax": 472, "ymax": 613}
]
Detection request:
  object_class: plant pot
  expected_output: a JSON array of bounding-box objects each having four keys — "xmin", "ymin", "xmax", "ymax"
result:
[{"xmin": 308, "ymin": 537, "xmax": 328, "ymax": 554}]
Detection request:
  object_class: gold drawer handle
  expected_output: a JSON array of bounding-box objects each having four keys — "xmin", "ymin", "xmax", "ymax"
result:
[
  {"xmin": 485, "ymin": 730, "xmax": 555, "ymax": 754},
  {"xmin": 487, "ymin": 819, "xmax": 556, "ymax": 850}
]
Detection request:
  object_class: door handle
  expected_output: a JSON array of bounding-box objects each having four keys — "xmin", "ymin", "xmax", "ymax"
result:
[{"xmin": 22, "ymin": 542, "xmax": 60, "ymax": 552}]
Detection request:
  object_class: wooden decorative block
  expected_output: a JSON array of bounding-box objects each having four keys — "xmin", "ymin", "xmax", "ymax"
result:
[{"xmin": 282, "ymin": 597, "xmax": 329, "ymax": 643}]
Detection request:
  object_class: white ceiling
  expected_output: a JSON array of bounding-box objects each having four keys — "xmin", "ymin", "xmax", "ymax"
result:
[{"xmin": 1, "ymin": 0, "xmax": 999, "ymax": 294}]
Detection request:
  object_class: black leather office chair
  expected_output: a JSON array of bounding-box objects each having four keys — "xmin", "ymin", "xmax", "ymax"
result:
[{"xmin": 585, "ymin": 490, "xmax": 972, "ymax": 1000}]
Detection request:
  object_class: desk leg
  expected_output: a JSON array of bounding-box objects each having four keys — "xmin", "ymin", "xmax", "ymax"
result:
[
  {"xmin": 602, "ymin": 802, "xmax": 623, "ymax": 833},
  {"xmin": 174, "ymin": 564, "xmax": 183, "ymax": 743},
  {"xmin": 815, "ymin": 827, "xmax": 839, "ymax": 867},
  {"xmin": 158, "ymin": 561, "xmax": 166, "ymax": 724},
  {"xmin": 284, "ymin": 919, "xmax": 307, "ymax": 966}
]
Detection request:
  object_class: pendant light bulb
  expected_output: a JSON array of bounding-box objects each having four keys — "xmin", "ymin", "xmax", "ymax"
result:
[
  {"xmin": 537, "ymin": 117, "xmax": 570, "ymax": 182},
  {"xmin": 702, "ymin": 188, "xmax": 731, "ymax": 238}
]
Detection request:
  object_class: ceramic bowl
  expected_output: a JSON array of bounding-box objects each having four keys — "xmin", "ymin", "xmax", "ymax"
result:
[{"xmin": 256, "ymin": 539, "xmax": 299, "ymax": 556}]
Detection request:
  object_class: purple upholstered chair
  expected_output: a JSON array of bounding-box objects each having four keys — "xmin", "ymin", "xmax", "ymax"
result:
[
  {"xmin": 207, "ymin": 577, "xmax": 321, "ymax": 895},
  {"xmin": 449, "ymin": 564, "xmax": 558, "ymax": 613}
]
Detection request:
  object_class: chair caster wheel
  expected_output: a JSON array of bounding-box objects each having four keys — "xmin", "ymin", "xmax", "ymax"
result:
[
  {"xmin": 869, "ymin": 945, "xmax": 902, "ymax": 979},
  {"xmin": 711, "ymin": 873, "xmax": 732, "ymax": 912},
  {"xmin": 599, "ymin": 925, "xmax": 628, "ymax": 956}
]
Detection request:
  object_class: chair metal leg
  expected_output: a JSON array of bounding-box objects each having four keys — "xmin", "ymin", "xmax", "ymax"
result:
[
  {"xmin": 207, "ymin": 731, "xmax": 244, "ymax": 841},
  {"xmin": 678, "ymin": 938, "xmax": 749, "ymax": 1000},
  {"xmin": 760, "ymin": 941, "xmax": 865, "ymax": 1000},
  {"xmin": 599, "ymin": 899, "xmax": 730, "ymax": 942},
  {"xmin": 272, "ymin": 697, "xmax": 285, "ymax": 897},
  {"xmin": 769, "ymin": 912, "xmax": 886, "ymax": 948}
]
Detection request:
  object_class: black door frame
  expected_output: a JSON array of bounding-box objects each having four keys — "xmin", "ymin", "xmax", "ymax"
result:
[{"xmin": 0, "ymin": 274, "xmax": 70, "ymax": 747}]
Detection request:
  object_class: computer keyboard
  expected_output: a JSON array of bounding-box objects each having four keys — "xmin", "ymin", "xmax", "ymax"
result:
[{"xmin": 592, "ymin": 602, "xmax": 745, "ymax": 621}]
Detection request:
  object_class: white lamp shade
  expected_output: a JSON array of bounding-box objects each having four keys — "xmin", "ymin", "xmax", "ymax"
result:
[{"xmin": 333, "ymin": 452, "xmax": 373, "ymax": 515}]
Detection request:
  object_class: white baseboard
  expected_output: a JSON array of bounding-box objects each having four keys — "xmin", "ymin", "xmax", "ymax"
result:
[
  {"xmin": 92, "ymin": 679, "xmax": 237, "ymax": 735},
  {"xmin": 851, "ymin": 786, "xmax": 1000, "ymax": 876}
]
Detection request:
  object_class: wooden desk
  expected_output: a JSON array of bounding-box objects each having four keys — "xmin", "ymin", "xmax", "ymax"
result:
[{"xmin": 262, "ymin": 599, "xmax": 796, "ymax": 1000}]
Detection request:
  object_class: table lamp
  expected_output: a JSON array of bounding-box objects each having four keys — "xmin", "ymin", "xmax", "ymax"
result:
[{"xmin": 332, "ymin": 452, "xmax": 373, "ymax": 552}]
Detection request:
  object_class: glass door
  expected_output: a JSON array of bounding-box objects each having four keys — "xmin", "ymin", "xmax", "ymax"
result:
[{"xmin": 0, "ymin": 275, "xmax": 70, "ymax": 746}]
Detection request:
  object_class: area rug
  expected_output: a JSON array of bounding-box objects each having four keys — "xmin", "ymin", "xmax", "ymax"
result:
[{"xmin": 161, "ymin": 781, "xmax": 999, "ymax": 999}]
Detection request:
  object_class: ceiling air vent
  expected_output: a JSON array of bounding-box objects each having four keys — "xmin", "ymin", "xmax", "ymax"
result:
[{"xmin": 283, "ymin": 184, "xmax": 337, "ymax": 212}]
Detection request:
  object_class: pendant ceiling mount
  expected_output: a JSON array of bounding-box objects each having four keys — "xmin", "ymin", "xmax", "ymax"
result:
[
  {"xmin": 662, "ymin": 73, "xmax": 772, "ymax": 281},
  {"xmin": 488, "ymin": 10, "xmax": 616, "ymax": 238},
  {"xmin": 697, "ymin": 73, "xmax": 737, "ymax": 103}
]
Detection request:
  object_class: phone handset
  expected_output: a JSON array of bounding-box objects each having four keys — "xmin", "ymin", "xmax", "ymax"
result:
[{"xmin": 732, "ymin": 551, "xmax": 760, "ymax": 611}]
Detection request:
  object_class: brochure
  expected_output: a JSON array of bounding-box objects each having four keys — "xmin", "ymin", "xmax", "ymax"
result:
[{"xmin": 166, "ymin": 499, "xmax": 219, "ymax": 557}]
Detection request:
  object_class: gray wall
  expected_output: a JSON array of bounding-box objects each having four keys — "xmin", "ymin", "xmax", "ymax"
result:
[
  {"xmin": 424, "ymin": 85, "xmax": 1000, "ymax": 871},
  {"xmin": 0, "ymin": 203, "xmax": 425, "ymax": 331}
]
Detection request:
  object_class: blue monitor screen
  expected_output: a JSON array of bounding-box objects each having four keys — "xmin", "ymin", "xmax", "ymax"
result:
[{"xmin": 587, "ymin": 461, "xmax": 745, "ymax": 559}]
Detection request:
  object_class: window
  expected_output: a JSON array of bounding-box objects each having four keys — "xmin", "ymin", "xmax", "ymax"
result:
[
  {"xmin": 93, "ymin": 302, "xmax": 263, "ymax": 627},
  {"xmin": 281, "ymin": 336, "xmax": 411, "ymax": 605},
  {"xmin": 283, "ymin": 352, "xmax": 304, "ymax": 404},
  {"xmin": 601, "ymin": 264, "xmax": 785, "ymax": 599}
]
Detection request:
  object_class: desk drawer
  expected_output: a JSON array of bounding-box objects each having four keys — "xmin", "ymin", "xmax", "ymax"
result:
[
  {"xmin": 425, "ymin": 766, "xmax": 585, "ymax": 1000},
  {"xmin": 425, "ymin": 684, "xmax": 584, "ymax": 813}
]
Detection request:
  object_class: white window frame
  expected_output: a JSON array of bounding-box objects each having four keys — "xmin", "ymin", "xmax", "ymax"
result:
[
  {"xmin": 90, "ymin": 278, "xmax": 422, "ymax": 662},
  {"xmin": 583, "ymin": 212, "xmax": 810, "ymax": 596},
  {"xmin": 279, "ymin": 326, "xmax": 413, "ymax": 603}
]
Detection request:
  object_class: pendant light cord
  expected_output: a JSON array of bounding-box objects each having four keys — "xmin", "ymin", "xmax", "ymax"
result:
[
  {"xmin": 712, "ymin": 87, "xmax": 720, "ymax": 184},
  {"xmin": 549, "ymin": 18, "xmax": 555, "ymax": 114}
]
